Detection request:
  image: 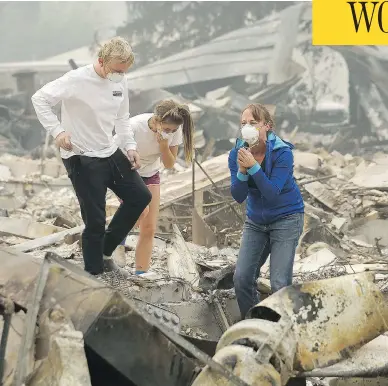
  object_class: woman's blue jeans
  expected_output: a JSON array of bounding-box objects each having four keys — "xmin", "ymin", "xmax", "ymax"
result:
[{"xmin": 233, "ymin": 212, "xmax": 304, "ymax": 318}]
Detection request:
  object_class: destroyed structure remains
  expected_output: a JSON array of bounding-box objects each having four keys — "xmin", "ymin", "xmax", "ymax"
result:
[{"xmin": 1, "ymin": 3, "xmax": 388, "ymax": 386}]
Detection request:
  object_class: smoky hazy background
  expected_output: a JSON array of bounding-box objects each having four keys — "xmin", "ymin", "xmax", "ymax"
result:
[{"xmin": 0, "ymin": 1, "xmax": 386, "ymax": 160}]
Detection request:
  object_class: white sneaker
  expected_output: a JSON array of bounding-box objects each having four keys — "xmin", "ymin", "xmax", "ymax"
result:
[{"xmin": 112, "ymin": 245, "xmax": 126, "ymax": 268}]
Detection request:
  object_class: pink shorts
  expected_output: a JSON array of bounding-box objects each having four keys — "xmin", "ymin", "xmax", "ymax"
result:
[
  {"xmin": 117, "ymin": 172, "xmax": 159, "ymax": 204},
  {"xmin": 141, "ymin": 171, "xmax": 160, "ymax": 186}
]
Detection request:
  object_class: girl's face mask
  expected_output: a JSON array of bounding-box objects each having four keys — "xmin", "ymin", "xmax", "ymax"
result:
[
  {"xmin": 241, "ymin": 124, "xmax": 260, "ymax": 146},
  {"xmin": 160, "ymin": 131, "xmax": 173, "ymax": 140}
]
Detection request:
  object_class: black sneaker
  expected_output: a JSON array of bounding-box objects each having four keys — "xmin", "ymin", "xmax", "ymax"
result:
[{"xmin": 103, "ymin": 258, "xmax": 130, "ymax": 278}]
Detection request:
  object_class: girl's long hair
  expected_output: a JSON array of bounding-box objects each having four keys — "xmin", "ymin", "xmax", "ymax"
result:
[{"xmin": 154, "ymin": 99, "xmax": 194, "ymax": 163}]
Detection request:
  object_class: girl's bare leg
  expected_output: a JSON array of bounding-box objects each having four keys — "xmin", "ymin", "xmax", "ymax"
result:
[{"xmin": 135, "ymin": 184, "xmax": 160, "ymax": 272}]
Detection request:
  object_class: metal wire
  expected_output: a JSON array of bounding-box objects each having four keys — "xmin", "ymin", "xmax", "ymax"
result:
[{"xmin": 194, "ymin": 158, "xmax": 244, "ymax": 224}]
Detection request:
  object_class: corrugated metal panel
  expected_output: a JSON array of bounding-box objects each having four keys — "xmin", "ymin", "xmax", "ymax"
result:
[
  {"xmin": 129, "ymin": 49, "xmax": 272, "ymax": 78},
  {"xmin": 128, "ymin": 60, "xmax": 268, "ymax": 91},
  {"xmin": 144, "ymin": 22, "xmax": 281, "ymax": 67}
]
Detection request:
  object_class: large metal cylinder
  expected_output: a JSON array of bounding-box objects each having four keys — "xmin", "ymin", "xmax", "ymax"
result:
[
  {"xmin": 192, "ymin": 273, "xmax": 388, "ymax": 386},
  {"xmin": 250, "ymin": 272, "xmax": 388, "ymax": 372}
]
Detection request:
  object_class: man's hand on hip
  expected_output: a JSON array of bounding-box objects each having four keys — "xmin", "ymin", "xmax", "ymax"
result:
[
  {"xmin": 55, "ymin": 132, "xmax": 73, "ymax": 151},
  {"xmin": 127, "ymin": 150, "xmax": 141, "ymax": 170}
]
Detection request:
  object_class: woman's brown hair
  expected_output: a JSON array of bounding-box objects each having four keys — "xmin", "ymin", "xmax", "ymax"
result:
[
  {"xmin": 154, "ymin": 99, "xmax": 194, "ymax": 163},
  {"xmin": 241, "ymin": 103, "xmax": 275, "ymax": 130}
]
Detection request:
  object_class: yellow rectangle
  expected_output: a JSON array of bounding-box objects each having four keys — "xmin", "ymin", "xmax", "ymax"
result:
[{"xmin": 313, "ymin": 0, "xmax": 388, "ymax": 45}]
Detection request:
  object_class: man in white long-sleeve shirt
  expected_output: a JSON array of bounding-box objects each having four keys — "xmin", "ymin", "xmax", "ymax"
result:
[{"xmin": 31, "ymin": 37, "xmax": 151, "ymax": 276}]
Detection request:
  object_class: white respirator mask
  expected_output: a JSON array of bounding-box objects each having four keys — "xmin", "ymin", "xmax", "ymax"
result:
[
  {"xmin": 107, "ymin": 72, "xmax": 124, "ymax": 83},
  {"xmin": 160, "ymin": 131, "xmax": 173, "ymax": 140},
  {"xmin": 241, "ymin": 124, "xmax": 260, "ymax": 146}
]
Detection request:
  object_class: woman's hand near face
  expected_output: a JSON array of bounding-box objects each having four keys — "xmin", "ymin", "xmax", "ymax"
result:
[
  {"xmin": 237, "ymin": 151, "xmax": 247, "ymax": 173},
  {"xmin": 237, "ymin": 160, "xmax": 247, "ymax": 174},
  {"xmin": 239, "ymin": 166, "xmax": 247, "ymax": 174},
  {"xmin": 238, "ymin": 148, "xmax": 257, "ymax": 169}
]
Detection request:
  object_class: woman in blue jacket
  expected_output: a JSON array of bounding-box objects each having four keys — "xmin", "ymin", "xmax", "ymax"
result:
[{"xmin": 229, "ymin": 103, "xmax": 304, "ymax": 319}]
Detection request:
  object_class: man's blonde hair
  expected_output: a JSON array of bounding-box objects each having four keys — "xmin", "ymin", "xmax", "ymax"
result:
[{"xmin": 97, "ymin": 36, "xmax": 134, "ymax": 66}]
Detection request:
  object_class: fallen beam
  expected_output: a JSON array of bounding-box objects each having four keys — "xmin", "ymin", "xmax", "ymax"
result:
[
  {"xmin": 11, "ymin": 224, "xmax": 85, "ymax": 252},
  {"xmin": 11, "ymin": 215, "xmax": 113, "ymax": 252},
  {"xmin": 0, "ymin": 217, "xmax": 64, "ymax": 240}
]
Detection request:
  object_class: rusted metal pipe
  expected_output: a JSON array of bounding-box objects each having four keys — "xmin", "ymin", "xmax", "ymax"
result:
[{"xmin": 194, "ymin": 159, "xmax": 244, "ymax": 224}]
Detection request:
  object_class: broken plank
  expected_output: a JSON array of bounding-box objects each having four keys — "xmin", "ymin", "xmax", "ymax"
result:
[
  {"xmin": 12, "ymin": 215, "xmax": 113, "ymax": 252},
  {"xmin": 167, "ymin": 224, "xmax": 200, "ymax": 287},
  {"xmin": 304, "ymin": 181, "xmax": 339, "ymax": 212},
  {"xmin": 11, "ymin": 224, "xmax": 85, "ymax": 252},
  {"xmin": 0, "ymin": 217, "xmax": 64, "ymax": 240}
]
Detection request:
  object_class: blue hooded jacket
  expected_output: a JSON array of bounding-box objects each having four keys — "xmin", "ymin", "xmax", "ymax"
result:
[{"xmin": 228, "ymin": 132, "xmax": 304, "ymax": 225}]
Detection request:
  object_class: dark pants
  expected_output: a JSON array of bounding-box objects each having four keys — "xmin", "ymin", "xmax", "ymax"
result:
[
  {"xmin": 62, "ymin": 149, "xmax": 152, "ymax": 275},
  {"xmin": 233, "ymin": 213, "xmax": 304, "ymax": 318}
]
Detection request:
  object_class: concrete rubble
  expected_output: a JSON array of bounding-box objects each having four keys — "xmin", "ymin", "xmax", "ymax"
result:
[
  {"xmin": 0, "ymin": 142, "xmax": 388, "ymax": 296},
  {"xmin": 1, "ymin": 3, "xmax": 388, "ymax": 384},
  {"xmin": 4, "ymin": 5, "xmax": 388, "ymax": 161},
  {"xmin": 0, "ymin": 135, "xmax": 388, "ymax": 385},
  {"xmin": 29, "ymin": 307, "xmax": 92, "ymax": 386}
]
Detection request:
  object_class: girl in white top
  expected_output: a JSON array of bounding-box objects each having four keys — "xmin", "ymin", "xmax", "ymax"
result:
[{"xmin": 116, "ymin": 99, "xmax": 194, "ymax": 275}]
